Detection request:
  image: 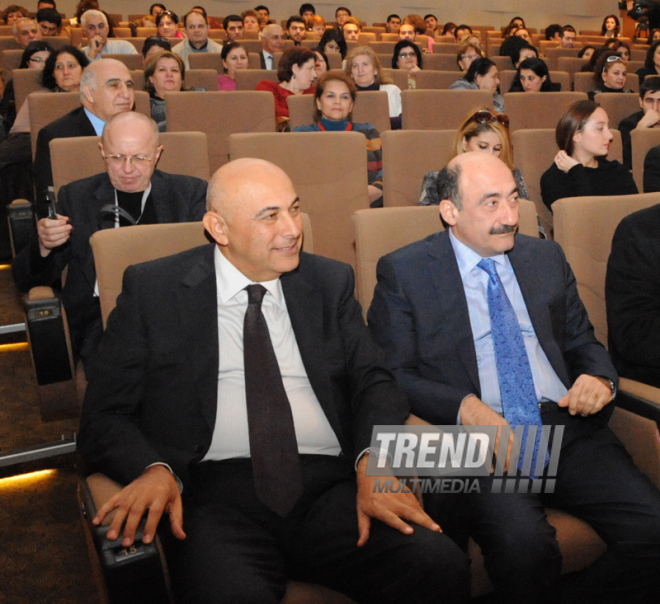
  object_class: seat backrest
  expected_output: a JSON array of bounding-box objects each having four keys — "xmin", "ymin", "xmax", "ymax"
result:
[
  {"xmin": 368, "ymin": 41, "xmax": 396, "ymax": 55},
  {"xmin": 557, "ymin": 57, "xmax": 589, "ymax": 86},
  {"xmin": 543, "ymin": 47, "xmax": 581, "ymax": 70},
  {"xmin": 50, "ymin": 131, "xmax": 210, "ymax": 196},
  {"xmin": 504, "ymin": 92, "xmax": 588, "ymax": 132},
  {"xmin": 185, "ymin": 69, "xmax": 220, "ymax": 91},
  {"xmin": 287, "ymin": 90, "xmax": 391, "ymax": 135},
  {"xmin": 380, "ymin": 68, "xmax": 409, "ymax": 90},
  {"xmin": 103, "ymin": 53, "xmax": 143, "ymax": 70},
  {"xmin": 234, "ymin": 69, "xmax": 278, "ymax": 90},
  {"xmin": 401, "ymin": 89, "xmax": 494, "ymax": 129},
  {"xmin": 13, "ymin": 68, "xmax": 46, "ymax": 113},
  {"xmin": 553, "ymin": 193, "xmax": 660, "ymax": 345},
  {"xmin": 381, "ymin": 129, "xmax": 455, "ymax": 207},
  {"xmin": 352, "ymin": 199, "xmax": 538, "ymax": 313},
  {"xmin": 165, "ymin": 90, "xmax": 275, "ymax": 173},
  {"xmin": 188, "ymin": 52, "xmax": 222, "ymax": 72},
  {"xmin": 423, "ymin": 54, "xmax": 460, "ymax": 71},
  {"xmin": 630, "ymin": 127, "xmax": 660, "ymax": 191},
  {"xmin": 229, "ymin": 131, "xmax": 369, "ymax": 269},
  {"xmin": 594, "ymin": 92, "xmax": 642, "ymax": 135},
  {"xmin": 136, "ymin": 26, "xmax": 157, "ymax": 37},
  {"xmin": 0, "ymin": 48, "xmax": 23, "ymax": 78},
  {"xmin": 413, "ymin": 70, "xmax": 464, "ymax": 90},
  {"xmin": 91, "ymin": 214, "xmax": 313, "ymax": 326}
]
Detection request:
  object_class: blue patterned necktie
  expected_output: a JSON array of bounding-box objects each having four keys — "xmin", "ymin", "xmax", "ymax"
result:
[{"xmin": 477, "ymin": 258, "xmax": 549, "ymax": 476}]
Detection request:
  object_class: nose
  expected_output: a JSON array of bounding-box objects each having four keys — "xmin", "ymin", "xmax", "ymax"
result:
[
  {"xmin": 281, "ymin": 211, "xmax": 302, "ymax": 239},
  {"xmin": 605, "ymin": 127, "xmax": 614, "ymax": 142},
  {"xmin": 500, "ymin": 202, "xmax": 519, "ymax": 226}
]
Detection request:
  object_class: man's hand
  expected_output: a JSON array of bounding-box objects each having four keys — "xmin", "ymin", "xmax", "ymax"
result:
[
  {"xmin": 460, "ymin": 395, "xmax": 515, "ymax": 472},
  {"xmin": 37, "ymin": 215, "xmax": 72, "ymax": 257},
  {"xmin": 558, "ymin": 374, "xmax": 612, "ymax": 416},
  {"xmin": 355, "ymin": 454, "xmax": 441, "ymax": 547},
  {"xmin": 87, "ymin": 35, "xmax": 105, "ymax": 59},
  {"xmin": 92, "ymin": 465, "xmax": 186, "ymax": 547},
  {"xmin": 637, "ymin": 109, "xmax": 660, "ymax": 130}
]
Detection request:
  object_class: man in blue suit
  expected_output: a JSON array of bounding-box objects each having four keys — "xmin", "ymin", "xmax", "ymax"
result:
[{"xmin": 369, "ymin": 152, "xmax": 660, "ymax": 603}]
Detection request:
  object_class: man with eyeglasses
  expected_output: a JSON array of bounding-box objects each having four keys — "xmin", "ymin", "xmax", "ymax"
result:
[
  {"xmin": 81, "ymin": 9, "xmax": 138, "ymax": 60},
  {"xmin": 172, "ymin": 10, "xmax": 223, "ymax": 69},
  {"xmin": 13, "ymin": 111, "xmax": 206, "ymax": 373}
]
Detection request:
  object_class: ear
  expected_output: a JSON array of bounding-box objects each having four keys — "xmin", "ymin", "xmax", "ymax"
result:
[
  {"xmin": 640, "ymin": 96, "xmax": 645, "ymax": 111},
  {"xmin": 82, "ymin": 83, "xmax": 95, "ymax": 105},
  {"xmin": 541, "ymin": 75, "xmax": 547, "ymax": 83},
  {"xmin": 202, "ymin": 210, "xmax": 229, "ymax": 246},
  {"xmin": 154, "ymin": 144, "xmax": 164, "ymax": 166},
  {"xmin": 461, "ymin": 136, "xmax": 469, "ymax": 153},
  {"xmin": 439, "ymin": 199, "xmax": 459, "ymax": 226},
  {"xmin": 98, "ymin": 141, "xmax": 104, "ymax": 156},
  {"xmin": 572, "ymin": 129, "xmax": 583, "ymax": 147},
  {"xmin": 315, "ymin": 96, "xmax": 322, "ymax": 112}
]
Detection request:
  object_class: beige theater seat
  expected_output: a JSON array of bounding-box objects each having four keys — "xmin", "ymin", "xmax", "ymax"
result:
[
  {"xmin": 229, "ymin": 131, "xmax": 369, "ymax": 269},
  {"xmin": 630, "ymin": 127, "xmax": 660, "ymax": 191},
  {"xmin": 423, "ymin": 53, "xmax": 460, "ymax": 70},
  {"xmin": 381, "ymin": 129, "xmax": 456, "ymax": 207},
  {"xmin": 499, "ymin": 71, "xmax": 570, "ymax": 94},
  {"xmin": 103, "ymin": 53, "xmax": 143, "ymax": 70},
  {"xmin": 234, "ymin": 69, "xmax": 278, "ymax": 90},
  {"xmin": 12, "ymin": 68, "xmax": 47, "ymax": 113},
  {"xmin": 504, "ymin": 92, "xmax": 588, "ymax": 132},
  {"xmin": 188, "ymin": 52, "xmax": 222, "ymax": 72},
  {"xmin": 413, "ymin": 70, "xmax": 464, "ymax": 90},
  {"xmin": 594, "ymin": 92, "xmax": 642, "ymax": 135},
  {"xmin": 165, "ymin": 91, "xmax": 275, "ymax": 173},
  {"xmin": 401, "ymin": 89, "xmax": 493, "ymax": 129},
  {"xmin": 185, "ymin": 69, "xmax": 220, "ymax": 91}
]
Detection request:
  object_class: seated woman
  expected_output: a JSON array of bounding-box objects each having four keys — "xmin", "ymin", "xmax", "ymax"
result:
[
  {"xmin": 218, "ymin": 42, "xmax": 248, "ymax": 91},
  {"xmin": 509, "ymin": 57, "xmax": 561, "ymax": 92},
  {"xmin": 601, "ymin": 14, "xmax": 620, "ymax": 38},
  {"xmin": 294, "ymin": 72, "xmax": 383, "ymax": 207},
  {"xmin": 391, "ymin": 39, "xmax": 422, "ymax": 89},
  {"xmin": 578, "ymin": 45, "xmax": 597, "ymax": 64},
  {"xmin": 456, "ymin": 41, "xmax": 484, "ymax": 73},
  {"xmin": 241, "ymin": 9, "xmax": 261, "ymax": 35},
  {"xmin": 649, "ymin": 28, "xmax": 660, "ymax": 45},
  {"xmin": 450, "ymin": 57, "xmax": 504, "ymax": 113},
  {"xmin": 314, "ymin": 50, "xmax": 329, "ymax": 78},
  {"xmin": 141, "ymin": 35, "xmax": 171, "ymax": 63},
  {"xmin": 588, "ymin": 52, "xmax": 633, "ymax": 100},
  {"xmin": 344, "ymin": 46, "xmax": 402, "ymax": 129},
  {"xmin": 541, "ymin": 100, "xmax": 637, "ymax": 210},
  {"xmin": 317, "ymin": 28, "xmax": 347, "ymax": 60},
  {"xmin": 604, "ymin": 38, "xmax": 631, "ymax": 61},
  {"xmin": 255, "ymin": 46, "xmax": 317, "ymax": 131},
  {"xmin": 156, "ymin": 10, "xmax": 184, "ymax": 39},
  {"xmin": 419, "ymin": 107, "xmax": 529, "ymax": 206},
  {"xmin": 637, "ymin": 41, "xmax": 660, "ymax": 85},
  {"xmin": 308, "ymin": 14, "xmax": 326, "ymax": 38},
  {"xmin": 144, "ymin": 50, "xmax": 199, "ymax": 131}
]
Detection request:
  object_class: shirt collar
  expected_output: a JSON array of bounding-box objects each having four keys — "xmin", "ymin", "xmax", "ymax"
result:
[
  {"xmin": 448, "ymin": 228, "xmax": 508, "ymax": 278},
  {"xmin": 83, "ymin": 107, "xmax": 106, "ymax": 136},
  {"xmin": 213, "ymin": 245, "xmax": 284, "ymax": 306}
]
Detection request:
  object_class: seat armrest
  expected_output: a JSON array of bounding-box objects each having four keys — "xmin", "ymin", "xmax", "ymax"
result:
[{"xmin": 618, "ymin": 378, "xmax": 660, "ymax": 424}]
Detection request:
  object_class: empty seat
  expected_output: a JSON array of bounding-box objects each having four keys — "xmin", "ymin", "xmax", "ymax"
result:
[
  {"xmin": 235, "ymin": 69, "xmax": 278, "ymax": 91},
  {"xmin": 504, "ymin": 92, "xmax": 588, "ymax": 132},
  {"xmin": 413, "ymin": 70, "xmax": 462, "ymax": 89},
  {"xmin": 185, "ymin": 69, "xmax": 220, "ymax": 91},
  {"xmin": 422, "ymin": 54, "xmax": 460, "ymax": 71},
  {"xmin": 103, "ymin": 53, "xmax": 143, "ymax": 70},
  {"xmin": 401, "ymin": 90, "xmax": 494, "ymax": 130}
]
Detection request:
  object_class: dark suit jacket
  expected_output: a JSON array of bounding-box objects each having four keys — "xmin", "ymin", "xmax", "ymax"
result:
[
  {"xmin": 33, "ymin": 106, "xmax": 97, "ymax": 215},
  {"xmin": 618, "ymin": 109, "xmax": 643, "ymax": 171},
  {"xmin": 78, "ymin": 247, "xmax": 408, "ymax": 490},
  {"xmin": 606, "ymin": 203, "xmax": 660, "ymax": 388},
  {"xmin": 12, "ymin": 169, "xmax": 207, "ymax": 363},
  {"xmin": 643, "ymin": 145, "xmax": 660, "ymax": 193},
  {"xmin": 259, "ymin": 50, "xmax": 272, "ymax": 70},
  {"xmin": 368, "ymin": 231, "xmax": 617, "ymax": 426}
]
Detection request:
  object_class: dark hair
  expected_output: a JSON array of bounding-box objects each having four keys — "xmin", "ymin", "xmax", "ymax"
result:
[
  {"xmin": 465, "ymin": 57, "xmax": 496, "ymax": 83},
  {"xmin": 392, "ymin": 39, "xmax": 423, "ymax": 69},
  {"xmin": 601, "ymin": 14, "xmax": 620, "ymax": 37},
  {"xmin": 4, "ymin": 5, "xmax": 30, "ymax": 21},
  {"xmin": 299, "ymin": 3, "xmax": 315, "ymax": 15},
  {"xmin": 41, "ymin": 45, "xmax": 88, "ymax": 90},
  {"xmin": 149, "ymin": 3, "xmax": 166, "ymax": 14},
  {"xmin": 510, "ymin": 57, "xmax": 560, "ymax": 92},
  {"xmin": 223, "ymin": 14, "xmax": 243, "ymax": 29},
  {"xmin": 509, "ymin": 16, "xmax": 526, "ymax": 28},
  {"xmin": 649, "ymin": 28, "xmax": 660, "ymax": 45},
  {"xmin": 317, "ymin": 28, "xmax": 347, "ymax": 59},
  {"xmin": 191, "ymin": 6, "xmax": 207, "ymax": 17},
  {"xmin": 563, "ymin": 25, "xmax": 576, "ymax": 34},
  {"xmin": 287, "ymin": 15, "xmax": 305, "ymax": 29},
  {"xmin": 455, "ymin": 24, "xmax": 473, "ymax": 38},
  {"xmin": 38, "ymin": 0, "xmax": 57, "ymax": 8},
  {"xmin": 142, "ymin": 35, "xmax": 171, "ymax": 58},
  {"xmin": 644, "ymin": 40, "xmax": 660, "ymax": 72},
  {"xmin": 640, "ymin": 75, "xmax": 660, "ymax": 98},
  {"xmin": 424, "ymin": 14, "xmax": 437, "ymax": 21},
  {"xmin": 19, "ymin": 40, "xmax": 53, "ymax": 68},
  {"xmin": 387, "ymin": 14, "xmax": 400, "ymax": 22},
  {"xmin": 500, "ymin": 37, "xmax": 538, "ymax": 68},
  {"xmin": 156, "ymin": 10, "xmax": 178, "ymax": 26},
  {"xmin": 74, "ymin": 0, "xmax": 98, "ymax": 22},
  {"xmin": 335, "ymin": 6, "xmax": 351, "ymax": 17},
  {"xmin": 36, "ymin": 8, "xmax": 61, "ymax": 27},
  {"xmin": 441, "ymin": 22, "xmax": 456, "ymax": 36},
  {"xmin": 604, "ymin": 38, "xmax": 631, "ymax": 59},
  {"xmin": 593, "ymin": 51, "xmax": 627, "ymax": 88},
  {"xmin": 577, "ymin": 45, "xmax": 596, "ymax": 59},
  {"xmin": 144, "ymin": 50, "xmax": 185, "ymax": 96},
  {"xmin": 313, "ymin": 71, "xmax": 355, "ymax": 120},
  {"xmin": 404, "ymin": 14, "xmax": 426, "ymax": 35},
  {"xmin": 277, "ymin": 45, "xmax": 315, "ymax": 82},
  {"xmin": 220, "ymin": 42, "xmax": 247, "ymax": 72},
  {"xmin": 556, "ymin": 99, "xmax": 599, "ymax": 156},
  {"xmin": 436, "ymin": 163, "xmax": 462, "ymax": 211},
  {"xmin": 545, "ymin": 24, "xmax": 562, "ymax": 40},
  {"xmin": 315, "ymin": 49, "xmax": 329, "ymax": 71},
  {"xmin": 184, "ymin": 10, "xmax": 207, "ymax": 27},
  {"xmin": 254, "ymin": 5, "xmax": 269, "ymax": 14}
]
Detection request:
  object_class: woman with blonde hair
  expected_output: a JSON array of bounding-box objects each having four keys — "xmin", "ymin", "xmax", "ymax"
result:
[
  {"xmin": 345, "ymin": 45, "xmax": 402, "ymax": 128},
  {"xmin": 420, "ymin": 107, "xmax": 529, "ymax": 204}
]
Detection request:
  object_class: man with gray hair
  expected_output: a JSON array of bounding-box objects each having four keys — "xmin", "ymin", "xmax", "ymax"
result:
[
  {"xmin": 33, "ymin": 58, "xmax": 135, "ymax": 214},
  {"xmin": 260, "ymin": 23, "xmax": 284, "ymax": 69},
  {"xmin": 81, "ymin": 9, "xmax": 138, "ymax": 60},
  {"xmin": 13, "ymin": 16, "xmax": 41, "ymax": 48},
  {"xmin": 14, "ymin": 111, "xmax": 207, "ymax": 371}
]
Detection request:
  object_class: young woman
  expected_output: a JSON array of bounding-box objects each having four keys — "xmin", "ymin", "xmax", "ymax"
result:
[
  {"xmin": 294, "ymin": 72, "xmax": 383, "ymax": 207},
  {"xmin": 589, "ymin": 52, "xmax": 633, "ymax": 100},
  {"xmin": 156, "ymin": 11, "xmax": 184, "ymax": 39},
  {"xmin": 450, "ymin": 57, "xmax": 504, "ymax": 113},
  {"xmin": 218, "ymin": 42, "xmax": 248, "ymax": 91},
  {"xmin": 541, "ymin": 100, "xmax": 637, "ymax": 210},
  {"xmin": 509, "ymin": 58, "xmax": 561, "ymax": 92},
  {"xmin": 637, "ymin": 40, "xmax": 660, "ymax": 85},
  {"xmin": 601, "ymin": 14, "xmax": 620, "ymax": 38}
]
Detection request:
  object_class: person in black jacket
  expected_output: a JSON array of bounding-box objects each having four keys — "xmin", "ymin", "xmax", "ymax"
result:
[
  {"xmin": 619, "ymin": 77, "xmax": 660, "ymax": 171},
  {"xmin": 541, "ymin": 100, "xmax": 637, "ymax": 210}
]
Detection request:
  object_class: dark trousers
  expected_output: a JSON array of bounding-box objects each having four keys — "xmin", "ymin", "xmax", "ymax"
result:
[
  {"xmin": 424, "ymin": 408, "xmax": 660, "ymax": 604},
  {"xmin": 163, "ymin": 455, "xmax": 470, "ymax": 604}
]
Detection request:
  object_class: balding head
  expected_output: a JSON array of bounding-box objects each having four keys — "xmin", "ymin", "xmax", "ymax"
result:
[
  {"xmin": 439, "ymin": 152, "xmax": 519, "ymax": 258},
  {"xmin": 81, "ymin": 58, "xmax": 135, "ymax": 121},
  {"xmin": 203, "ymin": 158, "xmax": 302, "ymax": 281},
  {"xmin": 99, "ymin": 112, "xmax": 162, "ymax": 193},
  {"xmin": 13, "ymin": 18, "xmax": 41, "ymax": 47}
]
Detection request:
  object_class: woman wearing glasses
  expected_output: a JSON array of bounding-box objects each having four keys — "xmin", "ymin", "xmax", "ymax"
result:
[
  {"xmin": 391, "ymin": 40, "xmax": 422, "ymax": 89},
  {"xmin": 541, "ymin": 100, "xmax": 637, "ymax": 210},
  {"xmin": 420, "ymin": 107, "xmax": 528, "ymax": 205},
  {"xmin": 588, "ymin": 52, "xmax": 633, "ymax": 100},
  {"xmin": 450, "ymin": 57, "xmax": 504, "ymax": 113}
]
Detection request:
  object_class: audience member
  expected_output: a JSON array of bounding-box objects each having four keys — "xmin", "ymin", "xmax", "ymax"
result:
[
  {"xmin": 601, "ymin": 14, "xmax": 620, "ymax": 38},
  {"xmin": 386, "ymin": 14, "xmax": 401, "ymax": 34},
  {"xmin": 509, "ymin": 58, "xmax": 561, "ymax": 92},
  {"xmin": 456, "ymin": 41, "xmax": 484, "ymax": 72},
  {"xmin": 317, "ymin": 28, "xmax": 347, "ymax": 59},
  {"xmin": 578, "ymin": 45, "xmax": 596, "ymax": 63},
  {"xmin": 255, "ymin": 5, "xmax": 270, "ymax": 27},
  {"xmin": 260, "ymin": 24, "xmax": 284, "ymax": 69},
  {"xmin": 513, "ymin": 27, "xmax": 531, "ymax": 43},
  {"xmin": 142, "ymin": 36, "xmax": 171, "ymax": 62},
  {"xmin": 13, "ymin": 17, "xmax": 41, "ymax": 48},
  {"xmin": 424, "ymin": 14, "xmax": 439, "ymax": 34},
  {"xmin": 441, "ymin": 22, "xmax": 456, "ymax": 37},
  {"xmin": 335, "ymin": 6, "xmax": 350, "ymax": 27},
  {"xmin": 560, "ymin": 25, "xmax": 577, "ymax": 48},
  {"xmin": 3, "ymin": 5, "xmax": 29, "ymax": 25},
  {"xmin": 398, "ymin": 22, "xmax": 416, "ymax": 42},
  {"xmin": 454, "ymin": 24, "xmax": 472, "ymax": 42},
  {"xmin": 156, "ymin": 10, "xmax": 183, "ymax": 39},
  {"xmin": 342, "ymin": 17, "xmax": 360, "ymax": 42},
  {"xmin": 286, "ymin": 15, "xmax": 306, "ymax": 44},
  {"xmin": 299, "ymin": 3, "xmax": 315, "ymax": 19},
  {"xmin": 81, "ymin": 10, "xmax": 137, "ymax": 60},
  {"xmin": 144, "ymin": 51, "xmax": 188, "ymax": 131},
  {"xmin": 218, "ymin": 42, "xmax": 248, "ymax": 91},
  {"xmin": 392, "ymin": 39, "xmax": 422, "ymax": 89},
  {"xmin": 636, "ymin": 40, "xmax": 660, "ymax": 84},
  {"xmin": 308, "ymin": 15, "xmax": 326, "ymax": 38},
  {"xmin": 172, "ymin": 10, "xmax": 222, "ymax": 70},
  {"xmin": 223, "ymin": 14, "xmax": 244, "ymax": 43},
  {"xmin": 589, "ymin": 52, "xmax": 633, "ymax": 100},
  {"xmin": 450, "ymin": 57, "xmax": 504, "ymax": 113},
  {"xmin": 604, "ymin": 38, "xmax": 631, "ymax": 61},
  {"xmin": 36, "ymin": 8, "xmax": 61, "ymax": 36},
  {"xmin": 619, "ymin": 77, "xmax": 660, "ymax": 170},
  {"xmin": 241, "ymin": 9, "xmax": 260, "ymax": 33},
  {"xmin": 545, "ymin": 23, "xmax": 563, "ymax": 41}
]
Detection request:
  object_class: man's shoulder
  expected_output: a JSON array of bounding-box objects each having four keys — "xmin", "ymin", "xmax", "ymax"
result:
[
  {"xmin": 207, "ymin": 38, "xmax": 223, "ymax": 51},
  {"xmin": 382, "ymin": 231, "xmax": 445, "ymax": 266},
  {"xmin": 39, "ymin": 106, "xmax": 89, "ymax": 139},
  {"xmin": 171, "ymin": 39, "xmax": 186, "ymax": 53},
  {"xmin": 106, "ymin": 39, "xmax": 138, "ymax": 54},
  {"xmin": 619, "ymin": 110, "xmax": 644, "ymax": 129},
  {"xmin": 151, "ymin": 169, "xmax": 207, "ymax": 190},
  {"xmin": 125, "ymin": 242, "xmax": 214, "ymax": 285},
  {"xmin": 60, "ymin": 171, "xmax": 109, "ymax": 196},
  {"xmin": 616, "ymin": 202, "xmax": 660, "ymax": 237},
  {"xmin": 296, "ymin": 251, "xmax": 353, "ymax": 280}
]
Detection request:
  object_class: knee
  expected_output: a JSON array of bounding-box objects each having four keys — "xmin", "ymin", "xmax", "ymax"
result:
[{"xmin": 176, "ymin": 581, "xmax": 283, "ymax": 604}]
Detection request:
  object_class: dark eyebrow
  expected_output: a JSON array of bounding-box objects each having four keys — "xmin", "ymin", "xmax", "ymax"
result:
[
  {"xmin": 478, "ymin": 186, "xmax": 518, "ymax": 204},
  {"xmin": 254, "ymin": 197, "xmax": 300, "ymax": 218}
]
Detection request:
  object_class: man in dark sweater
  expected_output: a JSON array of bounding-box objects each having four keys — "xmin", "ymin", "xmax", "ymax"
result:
[{"xmin": 618, "ymin": 77, "xmax": 660, "ymax": 170}]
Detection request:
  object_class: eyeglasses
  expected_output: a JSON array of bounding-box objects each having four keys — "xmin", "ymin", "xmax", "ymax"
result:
[
  {"xmin": 104, "ymin": 154, "xmax": 153, "ymax": 166},
  {"xmin": 398, "ymin": 52, "xmax": 416, "ymax": 59},
  {"xmin": 606, "ymin": 54, "xmax": 624, "ymax": 62},
  {"xmin": 471, "ymin": 109, "xmax": 510, "ymax": 128}
]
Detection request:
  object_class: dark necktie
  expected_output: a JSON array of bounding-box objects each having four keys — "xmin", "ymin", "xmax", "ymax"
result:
[
  {"xmin": 477, "ymin": 259, "xmax": 549, "ymax": 476},
  {"xmin": 243, "ymin": 284, "xmax": 303, "ymax": 516}
]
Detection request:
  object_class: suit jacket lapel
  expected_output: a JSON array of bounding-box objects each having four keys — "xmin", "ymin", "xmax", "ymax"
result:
[
  {"xmin": 429, "ymin": 232, "xmax": 482, "ymax": 394},
  {"xmin": 149, "ymin": 171, "xmax": 174, "ymax": 223}
]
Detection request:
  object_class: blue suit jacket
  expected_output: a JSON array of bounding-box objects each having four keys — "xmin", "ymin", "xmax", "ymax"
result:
[{"xmin": 368, "ymin": 230, "xmax": 617, "ymax": 426}]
